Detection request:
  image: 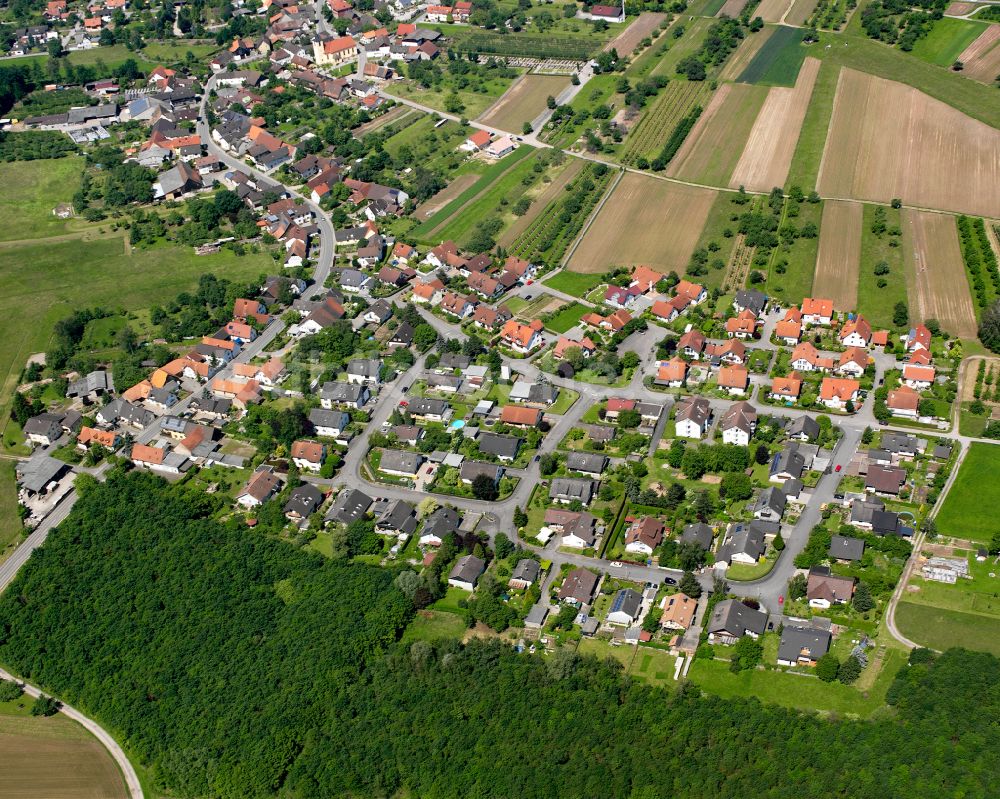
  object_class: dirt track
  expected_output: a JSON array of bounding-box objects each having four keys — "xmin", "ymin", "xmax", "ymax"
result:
[
  {"xmin": 569, "ymin": 173, "xmax": 716, "ymax": 273},
  {"xmin": 817, "ymin": 68, "xmax": 1000, "ymax": 217},
  {"xmin": 902, "ymin": 209, "xmax": 978, "ymax": 338},
  {"xmin": 812, "ymin": 200, "xmax": 862, "ymax": 312},
  {"xmin": 730, "ymin": 57, "xmax": 820, "ymax": 192}
]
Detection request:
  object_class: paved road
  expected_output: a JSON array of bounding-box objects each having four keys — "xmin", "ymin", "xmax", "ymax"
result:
[{"xmin": 196, "ymin": 77, "xmax": 336, "ymax": 299}]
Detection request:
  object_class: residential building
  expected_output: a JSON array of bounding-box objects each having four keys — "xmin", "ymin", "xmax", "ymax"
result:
[
  {"xmin": 285, "ymin": 484, "xmax": 325, "ymax": 522},
  {"xmin": 326, "ymin": 488, "xmax": 373, "ymax": 525},
  {"xmin": 829, "ymin": 535, "xmax": 865, "ymax": 562},
  {"xmin": 607, "ymin": 589, "xmax": 643, "ymax": 626},
  {"xmin": 819, "ymin": 378, "xmax": 860, "ymax": 410},
  {"xmin": 236, "ymin": 466, "xmax": 281, "ymax": 507},
  {"xmin": 378, "ymin": 449, "xmax": 424, "ymax": 477},
  {"xmin": 707, "ymin": 599, "xmax": 767, "ymax": 644},
  {"xmin": 549, "ymin": 478, "xmax": 599, "ymax": 506},
  {"xmin": 565, "ymin": 451, "xmax": 609, "ymax": 477},
  {"xmin": 659, "ymin": 593, "xmax": 696, "ymax": 630},
  {"xmin": 777, "ymin": 626, "xmax": 832, "ymax": 666},
  {"xmin": 720, "ymin": 401, "xmax": 756, "ymax": 446},
  {"xmin": 508, "ymin": 559, "xmax": 541, "ymax": 590},
  {"xmin": 801, "ymin": 297, "xmax": 834, "ymax": 326},
  {"xmin": 675, "ymin": 396, "xmax": 711, "ymax": 439},
  {"xmin": 290, "ymin": 440, "xmax": 325, "ymax": 472},
  {"xmin": 448, "ymin": 555, "xmax": 486, "ymax": 591},
  {"xmin": 806, "ymin": 566, "xmax": 855, "ymax": 608},
  {"xmin": 559, "ymin": 567, "xmax": 599, "ymax": 606},
  {"xmin": 624, "ymin": 516, "xmax": 665, "ymax": 555}
]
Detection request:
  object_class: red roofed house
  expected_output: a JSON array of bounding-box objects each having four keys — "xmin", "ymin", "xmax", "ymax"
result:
[
  {"xmin": 718, "ymin": 364, "xmax": 749, "ymax": 395},
  {"xmin": 586, "ymin": 3, "xmax": 625, "ymax": 22},
  {"xmin": 770, "ymin": 372, "xmax": 802, "ymax": 401},
  {"xmin": 887, "ymin": 385, "xmax": 920, "ymax": 418},
  {"xmin": 836, "ymin": 347, "xmax": 869, "ymax": 378},
  {"xmin": 791, "ymin": 342, "xmax": 834, "ymax": 373},
  {"xmin": 656, "ymin": 357, "xmax": 688, "ymax": 388},
  {"xmin": 725, "ymin": 310, "xmax": 757, "ymax": 340},
  {"xmin": 553, "ymin": 336, "xmax": 596, "ymax": 359},
  {"xmin": 651, "ymin": 299, "xmax": 679, "ymax": 323},
  {"xmin": 601, "ymin": 309, "xmax": 632, "ymax": 332},
  {"xmin": 902, "ymin": 363, "xmax": 936, "ymax": 390},
  {"xmin": 674, "ymin": 279, "xmax": 707, "ymax": 306},
  {"xmin": 291, "ymin": 440, "xmax": 325, "ymax": 472},
  {"xmin": 801, "ymin": 297, "xmax": 834, "ymax": 326},
  {"xmin": 775, "ymin": 307, "xmax": 802, "ymax": 344},
  {"xmin": 463, "ymin": 129, "xmax": 491, "ymax": 151},
  {"xmin": 327, "ymin": 0, "xmax": 353, "ymax": 16},
  {"xmin": 605, "ymin": 398, "xmax": 636, "ymax": 420},
  {"xmin": 631, "ymin": 265, "xmax": 663, "ymax": 294},
  {"xmin": 819, "ymin": 378, "xmax": 860, "ymax": 410},
  {"xmin": 906, "ymin": 324, "xmax": 932, "ymax": 353},
  {"xmin": 312, "ymin": 35, "xmax": 358, "ymax": 67},
  {"xmin": 500, "ymin": 319, "xmax": 544, "ymax": 354},
  {"xmin": 840, "ymin": 315, "xmax": 873, "ymax": 348},
  {"xmin": 500, "ymin": 405, "xmax": 542, "ymax": 427},
  {"xmin": 678, "ymin": 329, "xmax": 706, "ymax": 359},
  {"xmin": 425, "ymin": 4, "xmax": 453, "ymax": 21}
]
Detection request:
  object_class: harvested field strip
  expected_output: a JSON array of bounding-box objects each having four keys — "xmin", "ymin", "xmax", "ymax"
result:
[
  {"xmin": 569, "ymin": 173, "xmax": 716, "ymax": 273},
  {"xmin": 509, "ymin": 163, "xmax": 615, "ymax": 266},
  {"xmin": 718, "ymin": 0, "xmax": 748, "ymax": 17},
  {"xmin": 816, "ymin": 68, "xmax": 1000, "ymax": 217},
  {"xmin": 737, "ymin": 25, "xmax": 807, "ymax": 86},
  {"xmin": 812, "ymin": 200, "xmax": 862, "ymax": 311},
  {"xmin": 902, "ymin": 209, "xmax": 978, "ymax": 338},
  {"xmin": 946, "ymin": 1, "xmax": 981, "ymax": 14},
  {"xmin": 478, "ymin": 74, "xmax": 570, "ymax": 131},
  {"xmin": 910, "ymin": 17, "xmax": 987, "ymax": 66},
  {"xmin": 721, "ymin": 27, "xmax": 774, "ymax": 80},
  {"xmin": 0, "ymin": 714, "xmax": 127, "ymax": 799},
  {"xmin": 666, "ymin": 82, "xmax": 768, "ymax": 185},
  {"xmin": 499, "ymin": 157, "xmax": 584, "ymax": 247},
  {"xmin": 785, "ymin": 0, "xmax": 819, "ymax": 25},
  {"xmin": 621, "ymin": 80, "xmax": 712, "ymax": 163},
  {"xmin": 414, "ymin": 147, "xmax": 534, "ymax": 238},
  {"xmin": 730, "ymin": 56, "xmax": 819, "ymax": 191},
  {"xmin": 957, "ymin": 25, "xmax": 1000, "ymax": 82},
  {"xmin": 723, "ymin": 234, "xmax": 755, "ymax": 293},
  {"xmin": 755, "ymin": 0, "xmax": 792, "ymax": 22},
  {"xmin": 605, "ymin": 12, "xmax": 668, "ymax": 55},
  {"xmin": 413, "ymin": 173, "xmax": 479, "ymax": 221},
  {"xmin": 785, "ymin": 58, "xmax": 838, "ymax": 192}
]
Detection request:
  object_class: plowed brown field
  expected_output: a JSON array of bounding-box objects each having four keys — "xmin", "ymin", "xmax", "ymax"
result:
[
  {"xmin": 812, "ymin": 200, "xmax": 862, "ymax": 312},
  {"xmin": 958, "ymin": 26, "xmax": 1000, "ymax": 83},
  {"xmin": 817, "ymin": 68, "xmax": 1000, "ymax": 217}
]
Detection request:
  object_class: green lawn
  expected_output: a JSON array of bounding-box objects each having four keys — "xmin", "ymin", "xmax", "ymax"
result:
[
  {"xmin": 141, "ymin": 40, "xmax": 220, "ymax": 63},
  {"xmin": 786, "ymin": 57, "xmax": 839, "ymax": 192},
  {"xmin": 934, "ymin": 442, "xmax": 1000, "ymax": 542},
  {"xmin": 856, "ymin": 203, "xmax": 906, "ymax": 329},
  {"xmin": 6, "ymin": 43, "xmax": 153, "ymax": 71},
  {"xmin": 545, "ymin": 302, "xmax": 588, "ymax": 334},
  {"xmin": 0, "ymin": 158, "xmax": 87, "ymax": 241},
  {"xmin": 895, "ymin": 601, "xmax": 1000, "ymax": 657},
  {"xmin": 764, "ymin": 199, "xmax": 821, "ymax": 304},
  {"xmin": 429, "ymin": 586, "xmax": 472, "ymax": 615},
  {"xmin": 629, "ymin": 646, "xmax": 679, "ymax": 686},
  {"xmin": 738, "ymin": 25, "xmax": 808, "ymax": 86},
  {"xmin": 401, "ymin": 609, "xmax": 469, "ymax": 643},
  {"xmin": 390, "ymin": 74, "xmax": 519, "ymax": 119},
  {"xmin": 549, "ymin": 387, "xmax": 580, "ymax": 415},
  {"xmin": 688, "ymin": 646, "xmax": 906, "ymax": 716},
  {"xmin": 726, "ymin": 555, "xmax": 777, "ymax": 581},
  {"xmin": 544, "ymin": 270, "xmax": 605, "ymax": 295},
  {"xmin": 909, "ymin": 18, "xmax": 987, "ymax": 67}
]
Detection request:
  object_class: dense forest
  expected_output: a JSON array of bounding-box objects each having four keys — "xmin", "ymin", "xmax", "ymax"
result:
[{"xmin": 0, "ymin": 471, "xmax": 997, "ymax": 798}]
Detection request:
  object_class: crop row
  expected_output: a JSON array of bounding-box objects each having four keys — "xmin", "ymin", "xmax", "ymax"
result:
[
  {"xmin": 957, "ymin": 215, "xmax": 1000, "ymax": 312},
  {"xmin": 621, "ymin": 80, "xmax": 708, "ymax": 163},
  {"xmin": 447, "ymin": 31, "xmax": 597, "ymax": 61}
]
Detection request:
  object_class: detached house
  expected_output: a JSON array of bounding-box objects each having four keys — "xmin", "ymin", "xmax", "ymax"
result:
[
  {"xmin": 675, "ymin": 396, "xmax": 711, "ymax": 439},
  {"xmin": 236, "ymin": 466, "xmax": 281, "ymax": 508},
  {"xmin": 346, "ymin": 358, "xmax": 383, "ymax": 385},
  {"xmin": 290, "ymin": 440, "xmax": 325, "ymax": 472},
  {"xmin": 624, "ymin": 516, "xmax": 665, "ymax": 556},
  {"xmin": 500, "ymin": 319, "xmax": 544, "ymax": 354},
  {"xmin": 777, "ymin": 626, "xmax": 831, "ymax": 667},
  {"xmin": 887, "ymin": 385, "xmax": 920, "ymax": 418},
  {"xmin": 801, "ymin": 297, "xmax": 834, "ymax": 326},
  {"xmin": 655, "ymin": 357, "xmax": 688, "ymax": 388},
  {"xmin": 720, "ymin": 401, "xmax": 756, "ymax": 446},
  {"xmin": 837, "ymin": 347, "xmax": 869, "ymax": 378},
  {"xmin": 819, "ymin": 378, "xmax": 860, "ymax": 410},
  {"xmin": 840, "ymin": 315, "xmax": 873, "ymax": 348},
  {"xmin": 707, "ymin": 599, "xmax": 767, "ymax": 644},
  {"xmin": 807, "ymin": 566, "xmax": 855, "ymax": 608}
]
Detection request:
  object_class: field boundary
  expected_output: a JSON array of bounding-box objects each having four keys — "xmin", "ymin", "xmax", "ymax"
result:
[{"xmin": 561, "ymin": 168, "xmax": 624, "ymax": 267}]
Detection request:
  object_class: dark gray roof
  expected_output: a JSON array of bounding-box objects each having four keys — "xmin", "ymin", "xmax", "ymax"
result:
[
  {"xmin": 735, "ymin": 289, "xmax": 767, "ymax": 315},
  {"xmin": 285, "ymin": 484, "xmax": 324, "ymax": 518},
  {"xmin": 449, "ymin": 554, "xmax": 485, "ymax": 585},
  {"xmin": 829, "ymin": 535, "xmax": 865, "ymax": 561},
  {"xmin": 872, "ymin": 509, "xmax": 901, "ymax": 535},
  {"xmin": 408, "ymin": 397, "xmax": 450, "ymax": 417},
  {"xmin": 459, "ymin": 460, "xmax": 502, "ymax": 483},
  {"xmin": 376, "ymin": 499, "xmax": 417, "ymax": 535},
  {"xmin": 777, "ymin": 625, "xmax": 831, "ymax": 663},
  {"xmin": 379, "ymin": 449, "xmax": 424, "ymax": 474},
  {"xmin": 559, "ymin": 567, "xmax": 599, "ymax": 604},
  {"xmin": 67, "ymin": 370, "xmax": 114, "ymax": 397},
  {"xmin": 321, "ymin": 382, "xmax": 366, "ymax": 404},
  {"xmin": 708, "ymin": 599, "xmax": 767, "ymax": 638},
  {"xmin": 16, "ymin": 453, "xmax": 69, "ymax": 494},
  {"xmin": 347, "ymin": 358, "xmax": 382, "ymax": 377},
  {"xmin": 549, "ymin": 478, "xmax": 598, "ymax": 504},
  {"xmin": 681, "ymin": 522, "xmax": 714, "ymax": 550},
  {"xmin": 754, "ymin": 486, "xmax": 787, "ymax": 516},
  {"xmin": 309, "ymin": 408, "xmax": 350, "ymax": 431},
  {"xmin": 717, "ymin": 522, "xmax": 766, "ymax": 564},
  {"xmin": 326, "ymin": 488, "xmax": 372, "ymax": 524},
  {"xmin": 439, "ymin": 353, "xmax": 471, "ymax": 370},
  {"xmin": 850, "ymin": 498, "xmax": 885, "ymax": 525},
  {"xmin": 511, "ymin": 558, "xmax": 540, "ymax": 584},
  {"xmin": 785, "ymin": 415, "xmax": 820, "ymax": 441},
  {"xmin": 422, "ymin": 506, "xmax": 462, "ymax": 538},
  {"xmin": 477, "ymin": 432, "xmax": 522, "ymax": 460},
  {"xmin": 610, "ymin": 588, "xmax": 642, "ymax": 620},
  {"xmin": 881, "ymin": 432, "xmax": 919, "ymax": 455},
  {"xmin": 565, "ymin": 451, "xmax": 608, "ymax": 475},
  {"xmin": 770, "ymin": 445, "xmax": 805, "ymax": 479}
]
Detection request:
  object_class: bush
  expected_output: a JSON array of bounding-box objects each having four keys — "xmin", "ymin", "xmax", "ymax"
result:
[{"xmin": 0, "ymin": 679, "xmax": 23, "ymax": 702}]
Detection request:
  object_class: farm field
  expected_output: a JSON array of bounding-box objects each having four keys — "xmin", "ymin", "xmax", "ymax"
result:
[
  {"xmin": 620, "ymin": 80, "xmax": 712, "ymax": 164},
  {"xmin": 569, "ymin": 173, "xmax": 716, "ymax": 273},
  {"xmin": 688, "ymin": 646, "xmax": 906, "ymax": 716},
  {"xmin": 478, "ymin": 74, "xmax": 570, "ymax": 132},
  {"xmin": 0, "ymin": 700, "xmax": 127, "ymax": 799},
  {"xmin": 651, "ymin": 17, "xmax": 715, "ymax": 77},
  {"xmin": 910, "ymin": 17, "xmax": 987, "ymax": 66},
  {"xmin": 935, "ymin": 443, "xmax": 1000, "ymax": 542},
  {"xmin": 717, "ymin": 0, "xmax": 748, "ymax": 17},
  {"xmin": 785, "ymin": 0, "xmax": 819, "ymax": 26},
  {"xmin": 413, "ymin": 173, "xmax": 479, "ymax": 221},
  {"xmin": 412, "ymin": 146, "xmax": 535, "ymax": 239},
  {"xmin": 721, "ymin": 26, "xmax": 774, "ymax": 80},
  {"xmin": 605, "ymin": 12, "xmax": 668, "ymax": 55},
  {"xmin": 856, "ymin": 203, "xmax": 907, "ymax": 328},
  {"xmin": 945, "ymin": 1, "xmax": 981, "ymax": 14},
  {"xmin": 957, "ymin": 26, "xmax": 1000, "ymax": 82},
  {"xmin": 389, "ymin": 73, "xmax": 518, "ymax": 120},
  {"xmin": 738, "ymin": 24, "xmax": 808, "ymax": 85},
  {"xmin": 896, "ymin": 601, "xmax": 1000, "ymax": 657},
  {"xmin": 755, "ymin": 0, "xmax": 793, "ymax": 22},
  {"xmin": 812, "ymin": 200, "xmax": 862, "ymax": 311},
  {"xmin": 498, "ymin": 157, "xmax": 584, "ymax": 247},
  {"xmin": 901, "ymin": 209, "xmax": 978, "ymax": 339},
  {"xmin": 666, "ymin": 82, "xmax": 769, "ymax": 185},
  {"xmin": 0, "ymin": 158, "xmax": 86, "ymax": 242},
  {"xmin": 785, "ymin": 58, "xmax": 839, "ymax": 191},
  {"xmin": 687, "ymin": 0, "xmax": 727, "ymax": 14},
  {"xmin": 543, "ymin": 269, "xmax": 605, "ymax": 295},
  {"xmin": 816, "ymin": 68, "xmax": 1000, "ymax": 217},
  {"xmin": 730, "ymin": 56, "xmax": 820, "ymax": 191},
  {"xmin": 765, "ymin": 197, "xmax": 822, "ymax": 302},
  {"xmin": 434, "ymin": 27, "xmax": 604, "ymax": 61}
]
